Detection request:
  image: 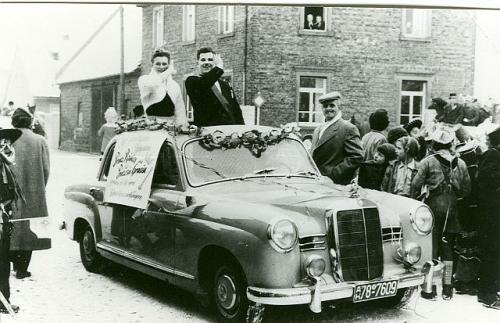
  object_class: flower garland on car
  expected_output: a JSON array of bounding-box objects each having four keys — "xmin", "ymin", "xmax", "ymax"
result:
[
  {"xmin": 114, "ymin": 118, "xmax": 197, "ymax": 136},
  {"xmin": 198, "ymin": 123, "xmax": 301, "ymax": 157},
  {"xmin": 114, "ymin": 118, "xmax": 301, "ymax": 158}
]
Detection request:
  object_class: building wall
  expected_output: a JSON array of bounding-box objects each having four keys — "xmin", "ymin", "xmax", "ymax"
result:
[
  {"xmin": 246, "ymin": 7, "xmax": 475, "ymax": 128},
  {"xmin": 141, "ymin": 5, "xmax": 476, "ymax": 129},
  {"xmin": 59, "ymin": 72, "xmax": 141, "ymax": 152},
  {"xmin": 142, "ymin": 5, "xmax": 248, "ymax": 103}
]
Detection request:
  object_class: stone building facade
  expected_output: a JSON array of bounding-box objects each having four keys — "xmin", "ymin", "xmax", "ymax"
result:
[
  {"xmin": 59, "ymin": 69, "xmax": 141, "ymax": 152},
  {"xmin": 142, "ymin": 5, "xmax": 475, "ymax": 132}
]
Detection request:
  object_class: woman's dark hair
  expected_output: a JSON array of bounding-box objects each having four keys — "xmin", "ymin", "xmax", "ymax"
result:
[
  {"xmin": 151, "ymin": 49, "xmax": 170, "ymax": 63},
  {"xmin": 197, "ymin": 47, "xmax": 215, "ymax": 59},
  {"xmin": 432, "ymin": 141, "xmax": 452, "ymax": 151},
  {"xmin": 11, "ymin": 108, "xmax": 33, "ymax": 129}
]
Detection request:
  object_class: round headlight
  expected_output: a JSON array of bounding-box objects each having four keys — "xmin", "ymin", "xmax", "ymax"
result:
[
  {"xmin": 411, "ymin": 206, "xmax": 433, "ymax": 235},
  {"xmin": 404, "ymin": 242, "xmax": 422, "ymax": 265},
  {"xmin": 304, "ymin": 255, "xmax": 326, "ymax": 278},
  {"xmin": 267, "ymin": 219, "xmax": 298, "ymax": 252}
]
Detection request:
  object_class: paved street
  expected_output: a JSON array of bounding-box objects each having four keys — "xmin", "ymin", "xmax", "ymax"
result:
[{"xmin": 1, "ymin": 149, "xmax": 499, "ymax": 323}]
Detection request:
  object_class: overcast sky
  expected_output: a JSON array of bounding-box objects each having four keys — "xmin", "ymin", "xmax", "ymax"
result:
[{"xmin": 0, "ymin": 3, "xmax": 499, "ymax": 104}]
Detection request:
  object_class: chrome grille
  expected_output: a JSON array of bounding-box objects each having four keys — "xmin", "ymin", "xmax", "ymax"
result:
[
  {"xmin": 334, "ymin": 208, "xmax": 383, "ymax": 281},
  {"xmin": 382, "ymin": 226, "xmax": 402, "ymax": 242},
  {"xmin": 299, "ymin": 234, "xmax": 327, "ymax": 251}
]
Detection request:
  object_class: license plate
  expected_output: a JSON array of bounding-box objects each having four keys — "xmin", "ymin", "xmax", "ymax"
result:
[{"xmin": 353, "ymin": 280, "xmax": 398, "ymax": 303}]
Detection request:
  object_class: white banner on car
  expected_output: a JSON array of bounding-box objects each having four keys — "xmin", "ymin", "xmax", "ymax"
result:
[{"xmin": 104, "ymin": 130, "xmax": 168, "ymax": 209}]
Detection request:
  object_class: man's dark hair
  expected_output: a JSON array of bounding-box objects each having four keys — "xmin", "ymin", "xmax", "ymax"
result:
[
  {"xmin": 151, "ymin": 50, "xmax": 170, "ymax": 63},
  {"xmin": 8, "ymin": 101, "xmax": 14, "ymax": 106},
  {"xmin": 11, "ymin": 108, "xmax": 33, "ymax": 129},
  {"xmin": 197, "ymin": 47, "xmax": 215, "ymax": 60}
]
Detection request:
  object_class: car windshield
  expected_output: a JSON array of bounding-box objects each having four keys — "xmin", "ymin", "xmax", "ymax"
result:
[{"xmin": 183, "ymin": 138, "xmax": 318, "ymax": 186}]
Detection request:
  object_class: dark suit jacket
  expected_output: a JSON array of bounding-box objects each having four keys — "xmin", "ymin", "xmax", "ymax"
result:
[
  {"xmin": 311, "ymin": 118, "xmax": 364, "ymax": 185},
  {"xmin": 185, "ymin": 67, "xmax": 244, "ymax": 127}
]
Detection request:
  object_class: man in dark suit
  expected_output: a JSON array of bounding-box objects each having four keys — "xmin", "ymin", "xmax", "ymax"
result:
[
  {"xmin": 310, "ymin": 91, "xmax": 364, "ymax": 185},
  {"xmin": 185, "ymin": 47, "xmax": 244, "ymax": 127},
  {"xmin": 476, "ymin": 126, "xmax": 500, "ymax": 309}
]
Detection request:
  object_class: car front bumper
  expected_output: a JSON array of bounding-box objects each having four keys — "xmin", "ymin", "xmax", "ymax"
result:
[{"xmin": 247, "ymin": 260, "xmax": 443, "ymax": 312}]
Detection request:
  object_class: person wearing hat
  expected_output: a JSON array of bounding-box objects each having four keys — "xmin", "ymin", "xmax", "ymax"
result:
[
  {"xmin": 475, "ymin": 126, "xmax": 500, "ymax": 309},
  {"xmin": 404, "ymin": 118, "xmax": 427, "ymax": 161},
  {"xmin": 310, "ymin": 91, "xmax": 363, "ymax": 185},
  {"xmin": 411, "ymin": 127, "xmax": 471, "ymax": 300},
  {"xmin": 387, "ymin": 126, "xmax": 408, "ymax": 145},
  {"xmin": 358, "ymin": 143, "xmax": 397, "ymax": 190},
  {"xmin": 9, "ymin": 107, "xmax": 51, "ymax": 280},
  {"xmin": 439, "ymin": 93, "xmax": 465, "ymax": 125},
  {"xmin": 361, "ymin": 109, "xmax": 389, "ymax": 161},
  {"xmin": 0, "ymin": 128, "xmax": 23, "ymax": 314}
]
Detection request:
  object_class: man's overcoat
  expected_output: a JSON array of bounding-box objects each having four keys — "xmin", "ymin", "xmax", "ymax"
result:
[
  {"xmin": 10, "ymin": 128, "xmax": 50, "ymax": 251},
  {"xmin": 310, "ymin": 118, "xmax": 363, "ymax": 185}
]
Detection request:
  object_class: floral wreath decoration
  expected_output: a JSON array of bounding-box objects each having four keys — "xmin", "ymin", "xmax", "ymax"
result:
[
  {"xmin": 115, "ymin": 118, "xmax": 301, "ymax": 158},
  {"xmin": 198, "ymin": 123, "xmax": 301, "ymax": 157}
]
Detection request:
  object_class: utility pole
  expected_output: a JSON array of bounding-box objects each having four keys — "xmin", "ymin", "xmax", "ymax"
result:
[{"xmin": 119, "ymin": 5, "xmax": 126, "ymax": 116}]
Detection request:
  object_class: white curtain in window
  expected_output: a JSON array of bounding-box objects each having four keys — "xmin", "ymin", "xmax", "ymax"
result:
[
  {"xmin": 183, "ymin": 5, "xmax": 196, "ymax": 42},
  {"xmin": 153, "ymin": 6, "xmax": 164, "ymax": 47}
]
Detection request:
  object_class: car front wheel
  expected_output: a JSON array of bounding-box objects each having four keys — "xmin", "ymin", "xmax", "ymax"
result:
[
  {"xmin": 79, "ymin": 225, "xmax": 102, "ymax": 273},
  {"xmin": 212, "ymin": 264, "xmax": 262, "ymax": 323}
]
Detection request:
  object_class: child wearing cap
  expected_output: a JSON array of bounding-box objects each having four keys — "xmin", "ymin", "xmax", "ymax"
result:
[{"xmin": 358, "ymin": 143, "xmax": 397, "ymax": 190}]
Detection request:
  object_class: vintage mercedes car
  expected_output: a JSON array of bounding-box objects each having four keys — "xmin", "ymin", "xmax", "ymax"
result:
[{"xmin": 63, "ymin": 122, "xmax": 442, "ymax": 322}]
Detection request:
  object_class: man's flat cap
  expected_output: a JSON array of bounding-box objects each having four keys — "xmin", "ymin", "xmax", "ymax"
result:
[{"xmin": 318, "ymin": 91, "xmax": 341, "ymax": 104}]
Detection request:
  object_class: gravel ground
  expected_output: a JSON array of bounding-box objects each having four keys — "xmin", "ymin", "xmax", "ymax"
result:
[{"xmin": 0, "ymin": 149, "xmax": 498, "ymax": 323}]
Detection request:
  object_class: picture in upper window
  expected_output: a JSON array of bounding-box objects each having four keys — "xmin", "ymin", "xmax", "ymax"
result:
[{"xmin": 303, "ymin": 7, "xmax": 326, "ymax": 31}]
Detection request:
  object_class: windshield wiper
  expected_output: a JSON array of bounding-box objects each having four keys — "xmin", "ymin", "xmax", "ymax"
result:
[
  {"xmin": 186, "ymin": 157, "xmax": 227, "ymax": 179},
  {"xmin": 253, "ymin": 167, "xmax": 277, "ymax": 175},
  {"xmin": 286, "ymin": 171, "xmax": 319, "ymax": 178}
]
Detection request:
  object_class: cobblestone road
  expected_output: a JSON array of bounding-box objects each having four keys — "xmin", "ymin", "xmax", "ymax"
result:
[{"xmin": 0, "ymin": 150, "xmax": 498, "ymax": 323}]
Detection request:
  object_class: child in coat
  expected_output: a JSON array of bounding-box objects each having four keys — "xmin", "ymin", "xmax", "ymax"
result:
[{"xmin": 358, "ymin": 143, "xmax": 397, "ymax": 190}]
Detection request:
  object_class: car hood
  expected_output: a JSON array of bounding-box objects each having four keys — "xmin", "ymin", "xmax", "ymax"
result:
[{"xmin": 192, "ymin": 178, "xmax": 404, "ymax": 234}]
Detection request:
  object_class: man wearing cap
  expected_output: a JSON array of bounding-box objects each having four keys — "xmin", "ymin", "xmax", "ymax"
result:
[
  {"xmin": 438, "ymin": 93, "xmax": 465, "ymax": 125},
  {"xmin": 361, "ymin": 109, "xmax": 389, "ymax": 161},
  {"xmin": 476, "ymin": 126, "xmax": 500, "ymax": 309},
  {"xmin": 411, "ymin": 127, "xmax": 471, "ymax": 300},
  {"xmin": 310, "ymin": 91, "xmax": 363, "ymax": 185}
]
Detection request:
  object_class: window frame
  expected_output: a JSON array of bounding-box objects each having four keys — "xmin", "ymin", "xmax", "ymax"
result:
[
  {"xmin": 299, "ymin": 6, "xmax": 333, "ymax": 36},
  {"xmin": 152, "ymin": 141, "xmax": 182, "ymax": 190},
  {"xmin": 182, "ymin": 5, "xmax": 196, "ymax": 43},
  {"xmin": 98, "ymin": 142, "xmax": 116, "ymax": 182},
  {"xmin": 76, "ymin": 102, "xmax": 83, "ymax": 128},
  {"xmin": 400, "ymin": 8, "xmax": 432, "ymax": 41},
  {"xmin": 152, "ymin": 5, "xmax": 165, "ymax": 48},
  {"xmin": 395, "ymin": 74, "xmax": 433, "ymax": 126},
  {"xmin": 182, "ymin": 74, "xmax": 194, "ymax": 122},
  {"xmin": 295, "ymin": 69, "xmax": 332, "ymax": 128},
  {"xmin": 218, "ymin": 5, "xmax": 235, "ymax": 35}
]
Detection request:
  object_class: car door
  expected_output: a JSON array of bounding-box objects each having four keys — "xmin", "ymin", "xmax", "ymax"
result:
[
  {"xmin": 120, "ymin": 141, "xmax": 181, "ymax": 271},
  {"xmin": 91, "ymin": 143, "xmax": 122, "ymax": 248}
]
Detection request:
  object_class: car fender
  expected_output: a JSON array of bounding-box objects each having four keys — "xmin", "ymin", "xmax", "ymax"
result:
[
  {"xmin": 63, "ymin": 190, "xmax": 102, "ymax": 241},
  {"xmin": 189, "ymin": 201, "xmax": 303, "ymax": 288}
]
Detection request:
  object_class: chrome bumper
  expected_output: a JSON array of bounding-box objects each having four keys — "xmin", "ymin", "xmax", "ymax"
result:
[{"xmin": 247, "ymin": 261, "xmax": 443, "ymax": 312}]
